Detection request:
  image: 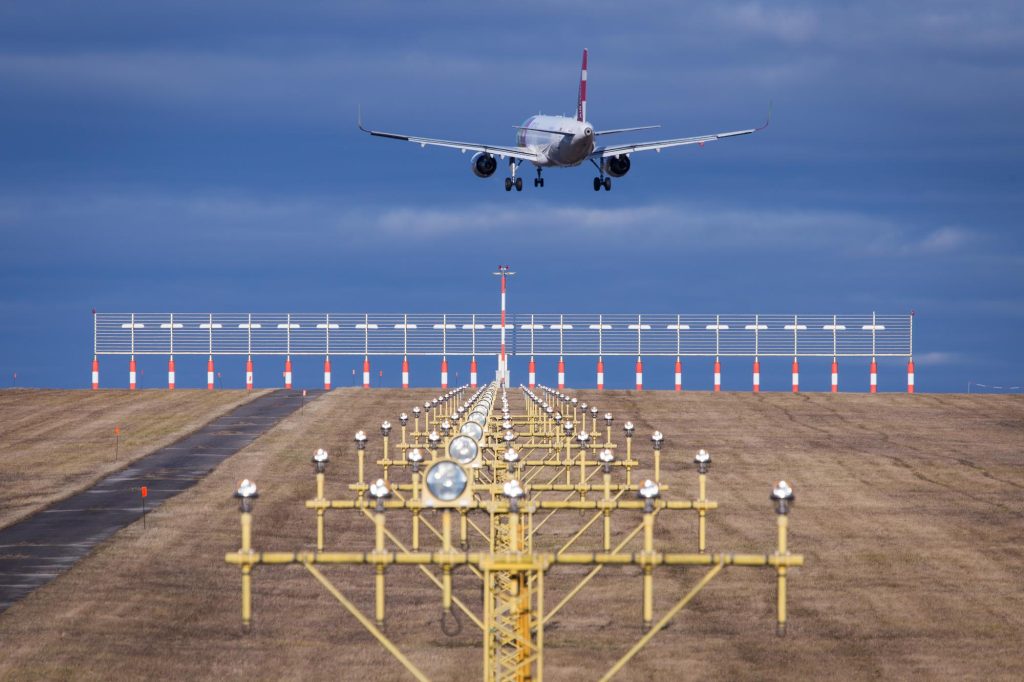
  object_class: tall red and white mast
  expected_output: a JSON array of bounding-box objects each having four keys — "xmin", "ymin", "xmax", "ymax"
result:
[{"xmin": 493, "ymin": 265, "xmax": 515, "ymax": 386}]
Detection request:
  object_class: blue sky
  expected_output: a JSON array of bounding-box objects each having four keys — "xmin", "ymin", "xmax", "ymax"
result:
[{"xmin": 1, "ymin": 1, "xmax": 1021, "ymax": 391}]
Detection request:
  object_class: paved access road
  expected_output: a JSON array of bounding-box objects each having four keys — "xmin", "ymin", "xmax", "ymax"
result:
[{"xmin": 0, "ymin": 389, "xmax": 314, "ymax": 611}]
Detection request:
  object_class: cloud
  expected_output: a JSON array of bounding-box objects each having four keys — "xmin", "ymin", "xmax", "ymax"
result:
[
  {"xmin": 914, "ymin": 351, "xmax": 963, "ymax": 366},
  {"xmin": 918, "ymin": 226, "xmax": 972, "ymax": 253}
]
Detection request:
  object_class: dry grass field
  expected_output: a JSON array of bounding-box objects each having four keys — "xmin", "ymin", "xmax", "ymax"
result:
[
  {"xmin": 0, "ymin": 389, "xmax": 1021, "ymax": 681},
  {"xmin": 0, "ymin": 389, "xmax": 265, "ymax": 529}
]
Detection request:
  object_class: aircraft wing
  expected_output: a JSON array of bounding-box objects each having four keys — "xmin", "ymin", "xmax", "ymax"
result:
[
  {"xmin": 359, "ymin": 117, "xmax": 542, "ymax": 163},
  {"xmin": 591, "ymin": 107, "xmax": 770, "ymax": 159}
]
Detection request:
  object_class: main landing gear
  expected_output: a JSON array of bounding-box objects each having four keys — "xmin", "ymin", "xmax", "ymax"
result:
[
  {"xmin": 505, "ymin": 159, "xmax": 523, "ymax": 192},
  {"xmin": 590, "ymin": 158, "xmax": 611, "ymax": 191},
  {"xmin": 534, "ymin": 167, "xmax": 544, "ymax": 188}
]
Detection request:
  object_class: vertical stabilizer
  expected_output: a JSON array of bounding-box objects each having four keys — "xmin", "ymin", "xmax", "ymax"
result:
[{"xmin": 577, "ymin": 48, "xmax": 588, "ymax": 122}]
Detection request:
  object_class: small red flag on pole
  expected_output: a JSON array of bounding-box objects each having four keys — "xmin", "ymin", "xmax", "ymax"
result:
[{"xmin": 140, "ymin": 486, "xmax": 148, "ymax": 528}]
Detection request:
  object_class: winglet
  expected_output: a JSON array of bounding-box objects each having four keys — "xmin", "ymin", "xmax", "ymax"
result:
[
  {"xmin": 357, "ymin": 104, "xmax": 370, "ymax": 133},
  {"xmin": 756, "ymin": 101, "xmax": 773, "ymax": 131}
]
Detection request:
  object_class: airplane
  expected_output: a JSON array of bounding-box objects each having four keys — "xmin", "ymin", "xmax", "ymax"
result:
[{"xmin": 358, "ymin": 49, "xmax": 769, "ymax": 192}]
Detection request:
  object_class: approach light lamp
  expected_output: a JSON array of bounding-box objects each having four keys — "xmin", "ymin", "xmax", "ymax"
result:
[
  {"xmin": 380, "ymin": 421, "xmax": 392, "ymax": 437},
  {"xmin": 651, "ymin": 431, "xmax": 664, "ymax": 450},
  {"xmin": 502, "ymin": 419, "xmax": 514, "ymax": 430},
  {"xmin": 546, "ymin": 406, "xmax": 554, "ymax": 415},
  {"xmin": 448, "ymin": 434, "xmax": 480, "ymax": 466},
  {"xmin": 440, "ymin": 420, "xmax": 452, "ymax": 437},
  {"xmin": 503, "ymin": 447, "xmax": 520, "ymax": 464},
  {"xmin": 771, "ymin": 480, "xmax": 795, "ymax": 515},
  {"xmin": 234, "ymin": 479, "xmax": 259, "ymax": 512},
  {"xmin": 604, "ymin": 412, "xmax": 614, "ymax": 426},
  {"xmin": 312, "ymin": 448, "xmax": 329, "ymax": 473},
  {"xmin": 469, "ymin": 412, "xmax": 487, "ymax": 427},
  {"xmin": 503, "ymin": 430, "xmax": 517, "ymax": 444},
  {"xmin": 460, "ymin": 421, "xmax": 484, "ymax": 442},
  {"xmin": 580, "ymin": 402, "xmax": 588, "ymax": 411},
  {"xmin": 354, "ymin": 430, "xmax": 368, "ymax": 450},
  {"xmin": 623, "ymin": 421, "xmax": 635, "ymax": 438},
  {"xmin": 571, "ymin": 398, "xmax": 579, "ymax": 407},
  {"xmin": 503, "ymin": 479, "xmax": 525, "ymax": 512},
  {"xmin": 369, "ymin": 478, "xmax": 392, "ymax": 511},
  {"xmin": 412, "ymin": 406, "xmax": 421, "ymax": 417},
  {"xmin": 638, "ymin": 479, "xmax": 660, "ymax": 513},
  {"xmin": 424, "ymin": 401, "xmax": 432, "ymax": 411},
  {"xmin": 591, "ymin": 406, "xmax": 599, "ymax": 417},
  {"xmin": 407, "ymin": 448, "xmax": 424, "ymax": 473},
  {"xmin": 422, "ymin": 460, "xmax": 472, "ymax": 507},
  {"xmin": 694, "ymin": 448, "xmax": 711, "ymax": 474},
  {"xmin": 553, "ymin": 413, "xmax": 562, "ymax": 424},
  {"xmin": 431, "ymin": 398, "xmax": 438, "ymax": 407},
  {"xmin": 456, "ymin": 406, "xmax": 466, "ymax": 417},
  {"xmin": 399, "ymin": 413, "xmax": 409, "ymax": 426},
  {"xmin": 577, "ymin": 431, "xmax": 590, "ymax": 449},
  {"xmin": 563, "ymin": 421, "xmax": 574, "ymax": 435},
  {"xmin": 428, "ymin": 430, "xmax": 441, "ymax": 449},
  {"xmin": 598, "ymin": 448, "xmax": 615, "ymax": 473}
]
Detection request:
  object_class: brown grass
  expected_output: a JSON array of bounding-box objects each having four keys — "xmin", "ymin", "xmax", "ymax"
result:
[
  {"xmin": 0, "ymin": 389, "xmax": 266, "ymax": 529},
  {"xmin": 0, "ymin": 389, "xmax": 1022, "ymax": 681}
]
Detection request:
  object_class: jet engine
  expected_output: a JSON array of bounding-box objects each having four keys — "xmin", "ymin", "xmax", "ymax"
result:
[
  {"xmin": 602, "ymin": 154, "xmax": 631, "ymax": 177},
  {"xmin": 471, "ymin": 152, "xmax": 498, "ymax": 178}
]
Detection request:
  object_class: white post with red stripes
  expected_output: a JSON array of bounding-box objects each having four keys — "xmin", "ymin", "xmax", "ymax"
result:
[
  {"xmin": 635, "ymin": 357, "xmax": 643, "ymax": 391},
  {"xmin": 208, "ymin": 356, "xmax": 215, "ymax": 390},
  {"xmin": 907, "ymin": 359, "xmax": 915, "ymax": 393},
  {"xmin": 791, "ymin": 358, "xmax": 800, "ymax": 393},
  {"xmin": 168, "ymin": 356, "xmax": 176, "ymax": 391},
  {"xmin": 362, "ymin": 356, "xmax": 370, "ymax": 389},
  {"xmin": 440, "ymin": 314, "xmax": 449, "ymax": 389},
  {"xmin": 752, "ymin": 314, "xmax": 760, "ymax": 393},
  {"xmin": 92, "ymin": 356, "xmax": 100, "ymax": 390},
  {"xmin": 713, "ymin": 314, "xmax": 722, "ymax": 392},
  {"xmin": 830, "ymin": 314, "xmax": 838, "ymax": 393},
  {"xmin": 283, "ymin": 313, "xmax": 293, "ymax": 389},
  {"xmin": 713, "ymin": 358, "xmax": 721, "ymax": 392},
  {"xmin": 870, "ymin": 358, "xmax": 878, "ymax": 394},
  {"xmin": 674, "ymin": 357, "xmax": 682, "ymax": 391},
  {"xmin": 284, "ymin": 357, "xmax": 292, "ymax": 389},
  {"xmin": 753, "ymin": 358, "xmax": 760, "ymax": 393},
  {"xmin": 870, "ymin": 311, "xmax": 878, "ymax": 393},
  {"xmin": 401, "ymin": 356, "xmax": 409, "ymax": 389},
  {"xmin": 596, "ymin": 357, "xmax": 604, "ymax": 391},
  {"xmin": 440, "ymin": 357, "xmax": 448, "ymax": 389},
  {"xmin": 528, "ymin": 357, "xmax": 536, "ymax": 388},
  {"xmin": 129, "ymin": 357, "xmax": 137, "ymax": 391},
  {"xmin": 323, "ymin": 357, "xmax": 332, "ymax": 391},
  {"xmin": 246, "ymin": 356, "xmax": 254, "ymax": 391},
  {"xmin": 470, "ymin": 357, "xmax": 478, "ymax": 388},
  {"xmin": 831, "ymin": 359, "xmax": 839, "ymax": 393},
  {"xmin": 494, "ymin": 265, "xmax": 514, "ymax": 386},
  {"xmin": 557, "ymin": 357, "xmax": 565, "ymax": 390}
]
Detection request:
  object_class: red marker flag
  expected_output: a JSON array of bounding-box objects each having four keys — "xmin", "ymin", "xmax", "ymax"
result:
[{"xmin": 140, "ymin": 486, "xmax": 148, "ymax": 498}]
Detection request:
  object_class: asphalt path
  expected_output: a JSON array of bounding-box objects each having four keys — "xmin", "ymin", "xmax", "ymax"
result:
[{"xmin": 0, "ymin": 389, "xmax": 315, "ymax": 612}]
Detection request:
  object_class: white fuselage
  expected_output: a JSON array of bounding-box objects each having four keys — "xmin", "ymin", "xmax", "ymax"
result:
[{"xmin": 516, "ymin": 115, "xmax": 595, "ymax": 168}]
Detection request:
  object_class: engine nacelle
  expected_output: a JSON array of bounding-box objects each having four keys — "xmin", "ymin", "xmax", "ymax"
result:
[
  {"xmin": 471, "ymin": 152, "xmax": 498, "ymax": 178},
  {"xmin": 602, "ymin": 154, "xmax": 631, "ymax": 178}
]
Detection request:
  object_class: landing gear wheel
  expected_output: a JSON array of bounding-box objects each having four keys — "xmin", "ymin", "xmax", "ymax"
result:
[
  {"xmin": 593, "ymin": 177, "xmax": 602, "ymax": 191},
  {"xmin": 534, "ymin": 178, "xmax": 544, "ymax": 188},
  {"xmin": 515, "ymin": 177, "xmax": 523, "ymax": 191},
  {"xmin": 505, "ymin": 178, "xmax": 513, "ymax": 192},
  {"xmin": 603, "ymin": 177, "xmax": 612, "ymax": 191}
]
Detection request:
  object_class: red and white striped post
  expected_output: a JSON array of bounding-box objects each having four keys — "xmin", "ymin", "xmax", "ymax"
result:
[
  {"xmin": 91, "ymin": 356, "xmax": 99, "ymax": 390},
  {"xmin": 635, "ymin": 357, "xmax": 644, "ymax": 391},
  {"xmin": 362, "ymin": 356, "xmax": 371, "ymax": 389},
  {"xmin": 494, "ymin": 265, "xmax": 515, "ymax": 386},
  {"xmin": 557, "ymin": 357, "xmax": 565, "ymax": 390},
  {"xmin": 129, "ymin": 357, "xmax": 137, "ymax": 391},
  {"xmin": 207, "ymin": 356, "xmax": 215, "ymax": 390},
  {"xmin": 245, "ymin": 357, "xmax": 254, "ymax": 391},
  {"xmin": 470, "ymin": 357, "xmax": 478, "ymax": 388},
  {"xmin": 752, "ymin": 358, "xmax": 760, "ymax": 393},
  {"xmin": 168, "ymin": 356, "xmax": 176, "ymax": 391},
  {"xmin": 870, "ymin": 358, "xmax": 878, "ymax": 393},
  {"xmin": 323, "ymin": 357, "xmax": 332, "ymax": 391},
  {"xmin": 713, "ymin": 358, "xmax": 721, "ymax": 392},
  {"xmin": 528, "ymin": 357, "xmax": 536, "ymax": 388},
  {"xmin": 674, "ymin": 357, "xmax": 682, "ymax": 392},
  {"xmin": 596, "ymin": 357, "xmax": 604, "ymax": 391},
  {"xmin": 284, "ymin": 357, "xmax": 292, "ymax": 389},
  {"xmin": 440, "ymin": 357, "xmax": 448, "ymax": 389},
  {"xmin": 831, "ymin": 359, "xmax": 839, "ymax": 393},
  {"xmin": 791, "ymin": 358, "xmax": 800, "ymax": 393},
  {"xmin": 401, "ymin": 356, "xmax": 409, "ymax": 389},
  {"xmin": 907, "ymin": 358, "xmax": 915, "ymax": 393}
]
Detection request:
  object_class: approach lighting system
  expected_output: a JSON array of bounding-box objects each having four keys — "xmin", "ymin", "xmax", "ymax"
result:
[
  {"xmin": 369, "ymin": 478, "xmax": 392, "ymax": 511},
  {"xmin": 460, "ymin": 421, "xmax": 484, "ymax": 442},
  {"xmin": 354, "ymin": 431, "xmax": 368, "ymax": 450},
  {"xmin": 399, "ymin": 413, "xmax": 409, "ymax": 426},
  {"xmin": 407, "ymin": 448, "xmax": 424, "ymax": 473},
  {"xmin": 380, "ymin": 421, "xmax": 392, "ymax": 437},
  {"xmin": 638, "ymin": 479, "xmax": 660, "ymax": 513},
  {"xmin": 234, "ymin": 479, "xmax": 258, "ymax": 512},
  {"xmin": 623, "ymin": 421, "xmax": 634, "ymax": 437},
  {"xmin": 312, "ymin": 448, "xmax": 329, "ymax": 473},
  {"xmin": 651, "ymin": 431, "xmax": 664, "ymax": 450},
  {"xmin": 771, "ymin": 480, "xmax": 795, "ymax": 515},
  {"xmin": 695, "ymin": 449, "xmax": 711, "ymax": 474},
  {"xmin": 423, "ymin": 460, "xmax": 471, "ymax": 507},
  {"xmin": 503, "ymin": 479, "xmax": 525, "ymax": 512},
  {"xmin": 448, "ymin": 434, "xmax": 480, "ymax": 466},
  {"xmin": 598, "ymin": 448, "xmax": 615, "ymax": 473}
]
